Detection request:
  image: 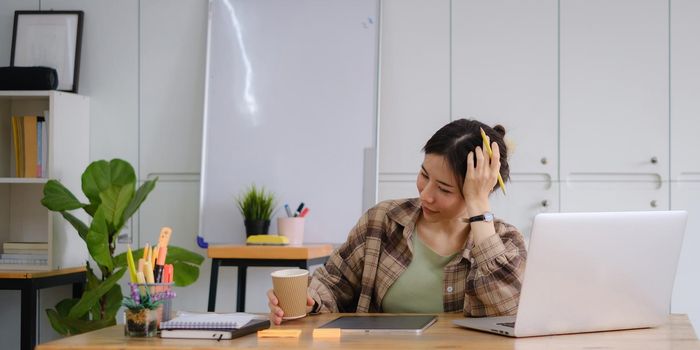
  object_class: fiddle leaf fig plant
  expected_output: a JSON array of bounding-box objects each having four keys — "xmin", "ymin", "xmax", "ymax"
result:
[{"xmin": 41, "ymin": 159, "xmax": 204, "ymax": 335}]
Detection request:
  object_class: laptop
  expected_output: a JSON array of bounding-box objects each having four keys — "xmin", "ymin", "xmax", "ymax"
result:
[
  {"xmin": 454, "ymin": 210, "xmax": 687, "ymax": 337},
  {"xmin": 320, "ymin": 315, "xmax": 437, "ymax": 334}
]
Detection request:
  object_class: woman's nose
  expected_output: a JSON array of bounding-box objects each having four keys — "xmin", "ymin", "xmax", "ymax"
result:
[{"xmin": 420, "ymin": 183, "xmax": 434, "ymax": 203}]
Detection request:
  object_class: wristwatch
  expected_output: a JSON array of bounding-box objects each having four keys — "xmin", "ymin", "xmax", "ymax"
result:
[{"xmin": 463, "ymin": 212, "xmax": 495, "ymax": 223}]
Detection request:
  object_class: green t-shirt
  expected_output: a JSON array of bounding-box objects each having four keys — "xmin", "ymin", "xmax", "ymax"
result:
[{"xmin": 381, "ymin": 229, "xmax": 458, "ymax": 313}]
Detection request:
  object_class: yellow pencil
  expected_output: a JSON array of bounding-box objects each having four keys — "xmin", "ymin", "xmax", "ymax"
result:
[{"xmin": 480, "ymin": 128, "xmax": 506, "ymax": 195}]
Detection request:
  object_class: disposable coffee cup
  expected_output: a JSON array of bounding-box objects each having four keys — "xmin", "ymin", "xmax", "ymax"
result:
[
  {"xmin": 271, "ymin": 269, "xmax": 309, "ymax": 320},
  {"xmin": 278, "ymin": 217, "xmax": 305, "ymax": 245}
]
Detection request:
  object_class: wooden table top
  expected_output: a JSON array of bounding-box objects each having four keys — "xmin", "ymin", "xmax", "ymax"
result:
[
  {"xmin": 37, "ymin": 313, "xmax": 700, "ymax": 350},
  {"xmin": 208, "ymin": 244, "xmax": 334, "ymax": 260},
  {"xmin": 0, "ymin": 266, "xmax": 86, "ymax": 279}
]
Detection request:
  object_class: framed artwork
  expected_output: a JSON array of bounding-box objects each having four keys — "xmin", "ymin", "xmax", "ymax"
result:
[{"xmin": 11, "ymin": 11, "xmax": 84, "ymax": 93}]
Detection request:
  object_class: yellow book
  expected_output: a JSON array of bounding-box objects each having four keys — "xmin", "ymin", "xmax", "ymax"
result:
[
  {"xmin": 10, "ymin": 117, "xmax": 21, "ymax": 177},
  {"xmin": 23, "ymin": 116, "xmax": 38, "ymax": 178}
]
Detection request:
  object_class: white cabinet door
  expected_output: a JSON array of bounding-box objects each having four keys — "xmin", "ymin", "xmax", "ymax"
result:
[
  {"xmin": 560, "ymin": 0, "xmax": 669, "ymax": 178},
  {"xmin": 451, "ymin": 0, "xmax": 558, "ymax": 177},
  {"xmin": 378, "ymin": 0, "xmax": 450, "ymax": 174},
  {"xmin": 671, "ymin": 0, "xmax": 700, "ymax": 181},
  {"xmin": 489, "ymin": 178, "xmax": 558, "ymax": 242},
  {"xmin": 671, "ymin": 182, "xmax": 700, "ymax": 333},
  {"xmin": 378, "ymin": 174, "xmax": 417, "ymax": 202},
  {"xmin": 561, "ymin": 179, "xmax": 669, "ymax": 212}
]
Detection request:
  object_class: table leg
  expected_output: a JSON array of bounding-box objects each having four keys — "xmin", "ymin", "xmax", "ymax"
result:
[
  {"xmin": 236, "ymin": 265, "xmax": 247, "ymax": 312},
  {"xmin": 208, "ymin": 259, "xmax": 221, "ymax": 312},
  {"xmin": 20, "ymin": 284, "xmax": 37, "ymax": 350},
  {"xmin": 72, "ymin": 280, "xmax": 85, "ymax": 299}
]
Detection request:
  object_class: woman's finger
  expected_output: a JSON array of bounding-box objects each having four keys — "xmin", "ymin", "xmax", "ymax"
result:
[
  {"xmin": 466, "ymin": 151, "xmax": 475, "ymax": 178},
  {"xmin": 490, "ymin": 142, "xmax": 501, "ymax": 172},
  {"xmin": 267, "ymin": 289, "xmax": 278, "ymax": 305},
  {"xmin": 474, "ymin": 146, "xmax": 485, "ymax": 175}
]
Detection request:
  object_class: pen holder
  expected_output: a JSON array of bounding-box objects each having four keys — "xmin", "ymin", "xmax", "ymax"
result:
[
  {"xmin": 128, "ymin": 282, "xmax": 176, "ymax": 328},
  {"xmin": 277, "ymin": 217, "xmax": 305, "ymax": 245}
]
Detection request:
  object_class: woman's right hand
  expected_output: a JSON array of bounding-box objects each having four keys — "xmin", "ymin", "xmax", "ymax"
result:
[{"xmin": 267, "ymin": 289, "xmax": 316, "ymax": 325}]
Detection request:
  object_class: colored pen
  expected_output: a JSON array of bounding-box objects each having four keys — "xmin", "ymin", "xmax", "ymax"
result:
[
  {"xmin": 154, "ymin": 246, "xmax": 168, "ymax": 283},
  {"xmin": 284, "ymin": 204, "xmax": 293, "ymax": 217},
  {"xmin": 480, "ymin": 128, "xmax": 507, "ymax": 195},
  {"xmin": 299, "ymin": 207, "xmax": 310, "ymax": 218},
  {"xmin": 294, "ymin": 202, "xmax": 305, "ymax": 216}
]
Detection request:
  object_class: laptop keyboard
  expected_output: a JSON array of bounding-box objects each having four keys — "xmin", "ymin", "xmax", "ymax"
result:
[{"xmin": 496, "ymin": 322, "xmax": 515, "ymax": 328}]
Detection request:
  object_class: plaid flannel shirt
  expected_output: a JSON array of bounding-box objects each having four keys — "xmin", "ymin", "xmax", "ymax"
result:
[{"xmin": 308, "ymin": 198, "xmax": 527, "ymax": 316}]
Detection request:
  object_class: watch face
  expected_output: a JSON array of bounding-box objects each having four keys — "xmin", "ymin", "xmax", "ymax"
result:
[{"xmin": 483, "ymin": 212, "xmax": 495, "ymax": 222}]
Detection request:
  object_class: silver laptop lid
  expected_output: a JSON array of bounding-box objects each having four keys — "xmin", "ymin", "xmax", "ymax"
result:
[{"xmin": 514, "ymin": 211, "xmax": 687, "ymax": 337}]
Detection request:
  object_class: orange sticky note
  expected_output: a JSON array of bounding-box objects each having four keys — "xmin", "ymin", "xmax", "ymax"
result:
[{"xmin": 313, "ymin": 328, "xmax": 341, "ymax": 338}]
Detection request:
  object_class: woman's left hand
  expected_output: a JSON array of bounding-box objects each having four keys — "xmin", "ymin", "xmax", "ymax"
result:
[{"xmin": 463, "ymin": 137, "xmax": 501, "ymax": 216}]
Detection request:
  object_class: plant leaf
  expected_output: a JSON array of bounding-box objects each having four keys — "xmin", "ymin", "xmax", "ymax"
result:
[
  {"xmin": 46, "ymin": 309, "xmax": 71, "ymax": 336},
  {"xmin": 103, "ymin": 284, "xmax": 123, "ymax": 320},
  {"xmin": 122, "ymin": 178, "xmax": 158, "ymax": 222},
  {"xmin": 85, "ymin": 207, "xmax": 114, "ymax": 271},
  {"xmin": 60, "ymin": 211, "xmax": 89, "ymax": 241},
  {"xmin": 47, "ymin": 309, "xmax": 116, "ymax": 335},
  {"xmin": 172, "ymin": 261, "xmax": 200, "ymax": 286},
  {"xmin": 55, "ymin": 298, "xmax": 80, "ymax": 318},
  {"xmin": 166, "ymin": 246, "xmax": 205, "ymax": 265},
  {"xmin": 67, "ymin": 267, "xmax": 126, "ymax": 319},
  {"xmin": 41, "ymin": 180, "xmax": 85, "ymax": 211},
  {"xmin": 99, "ymin": 184, "xmax": 135, "ymax": 233},
  {"xmin": 81, "ymin": 159, "xmax": 136, "ymax": 209}
]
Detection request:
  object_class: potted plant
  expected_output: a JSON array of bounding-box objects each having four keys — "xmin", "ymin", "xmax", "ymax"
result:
[
  {"xmin": 236, "ymin": 184, "xmax": 277, "ymax": 236},
  {"xmin": 122, "ymin": 291, "xmax": 162, "ymax": 337},
  {"xmin": 40, "ymin": 159, "xmax": 204, "ymax": 335}
]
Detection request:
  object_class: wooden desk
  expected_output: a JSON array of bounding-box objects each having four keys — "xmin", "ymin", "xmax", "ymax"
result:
[
  {"xmin": 207, "ymin": 244, "xmax": 333, "ymax": 312},
  {"xmin": 36, "ymin": 313, "xmax": 700, "ymax": 350},
  {"xmin": 0, "ymin": 267, "xmax": 86, "ymax": 350}
]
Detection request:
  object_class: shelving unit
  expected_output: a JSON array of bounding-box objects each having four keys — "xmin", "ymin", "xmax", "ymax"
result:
[{"xmin": 0, "ymin": 91, "xmax": 90, "ymax": 270}]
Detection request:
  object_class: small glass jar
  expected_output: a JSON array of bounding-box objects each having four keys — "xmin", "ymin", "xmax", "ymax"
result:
[{"xmin": 124, "ymin": 308, "xmax": 158, "ymax": 337}]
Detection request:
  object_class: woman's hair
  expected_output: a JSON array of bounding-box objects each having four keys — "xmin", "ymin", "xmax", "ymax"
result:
[{"xmin": 422, "ymin": 118, "xmax": 510, "ymax": 194}]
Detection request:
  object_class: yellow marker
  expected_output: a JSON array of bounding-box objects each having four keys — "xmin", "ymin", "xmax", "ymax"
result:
[
  {"xmin": 480, "ymin": 128, "xmax": 507, "ymax": 195},
  {"xmin": 151, "ymin": 245, "xmax": 159, "ymax": 268},
  {"xmin": 142, "ymin": 243, "xmax": 150, "ymax": 260},
  {"xmin": 257, "ymin": 329, "xmax": 302, "ymax": 338},
  {"xmin": 126, "ymin": 246, "xmax": 138, "ymax": 283}
]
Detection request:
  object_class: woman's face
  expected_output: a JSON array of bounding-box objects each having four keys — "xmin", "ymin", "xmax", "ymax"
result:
[{"xmin": 416, "ymin": 154, "xmax": 468, "ymax": 222}]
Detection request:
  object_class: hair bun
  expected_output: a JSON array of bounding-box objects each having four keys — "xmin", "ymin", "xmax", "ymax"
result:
[{"xmin": 493, "ymin": 124, "xmax": 506, "ymax": 136}]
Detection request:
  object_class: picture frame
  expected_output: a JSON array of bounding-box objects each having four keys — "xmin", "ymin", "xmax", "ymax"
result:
[{"xmin": 11, "ymin": 10, "xmax": 84, "ymax": 93}]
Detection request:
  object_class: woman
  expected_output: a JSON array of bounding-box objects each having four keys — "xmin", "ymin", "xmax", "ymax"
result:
[{"xmin": 268, "ymin": 119, "xmax": 527, "ymax": 324}]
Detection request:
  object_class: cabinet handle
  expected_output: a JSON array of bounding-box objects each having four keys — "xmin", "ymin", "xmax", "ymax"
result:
[
  {"xmin": 650, "ymin": 157, "xmax": 658, "ymax": 164},
  {"xmin": 540, "ymin": 157, "xmax": 547, "ymax": 165},
  {"xmin": 650, "ymin": 200, "xmax": 658, "ymax": 208},
  {"xmin": 541, "ymin": 200, "xmax": 549, "ymax": 208}
]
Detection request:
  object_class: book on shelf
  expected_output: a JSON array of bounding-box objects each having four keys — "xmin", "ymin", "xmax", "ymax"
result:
[
  {"xmin": 0, "ymin": 253, "xmax": 49, "ymax": 260},
  {"xmin": 160, "ymin": 318, "xmax": 270, "ymax": 340},
  {"xmin": 0, "ymin": 257, "xmax": 48, "ymax": 265},
  {"xmin": 3, "ymin": 242, "xmax": 48, "ymax": 250},
  {"xmin": 1, "ymin": 249, "xmax": 48, "ymax": 255},
  {"xmin": 9, "ymin": 115, "xmax": 49, "ymax": 178}
]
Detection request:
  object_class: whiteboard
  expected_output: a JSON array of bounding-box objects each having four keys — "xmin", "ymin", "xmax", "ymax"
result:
[{"xmin": 199, "ymin": 0, "xmax": 379, "ymax": 244}]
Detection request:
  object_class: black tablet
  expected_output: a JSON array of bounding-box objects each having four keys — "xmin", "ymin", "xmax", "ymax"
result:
[{"xmin": 318, "ymin": 315, "xmax": 437, "ymax": 334}]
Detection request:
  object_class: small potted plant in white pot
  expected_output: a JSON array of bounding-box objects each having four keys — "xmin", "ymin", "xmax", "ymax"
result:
[{"xmin": 236, "ymin": 184, "xmax": 277, "ymax": 236}]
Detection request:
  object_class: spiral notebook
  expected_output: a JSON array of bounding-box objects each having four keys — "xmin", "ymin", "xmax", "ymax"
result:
[
  {"xmin": 160, "ymin": 312, "xmax": 256, "ymax": 330},
  {"xmin": 160, "ymin": 318, "xmax": 270, "ymax": 340}
]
